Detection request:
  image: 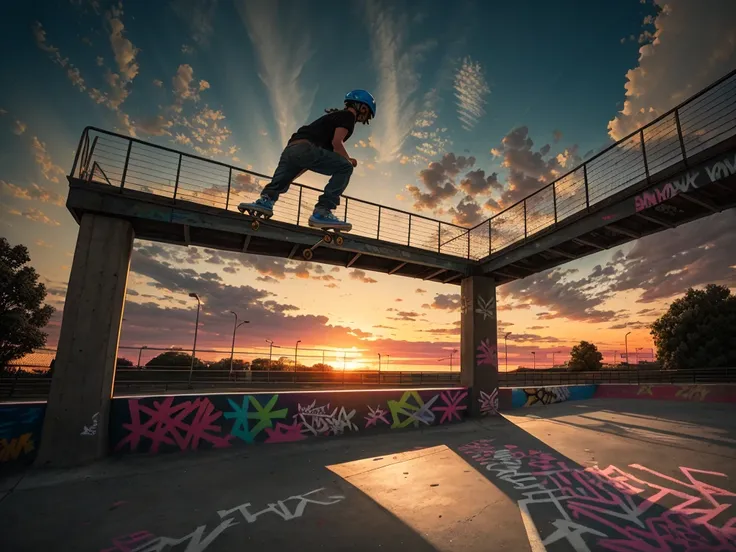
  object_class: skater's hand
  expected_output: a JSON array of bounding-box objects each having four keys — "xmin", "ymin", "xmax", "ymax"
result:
[{"xmin": 349, "ymin": 157, "xmax": 358, "ymax": 167}]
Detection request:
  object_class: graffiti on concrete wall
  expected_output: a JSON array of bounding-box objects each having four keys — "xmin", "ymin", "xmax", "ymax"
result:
[
  {"xmin": 459, "ymin": 439, "xmax": 736, "ymax": 552},
  {"xmin": 634, "ymin": 152, "xmax": 736, "ymax": 213},
  {"xmin": 100, "ymin": 487, "xmax": 344, "ymax": 552},
  {"xmin": 479, "ymin": 388, "xmax": 499, "ymax": 416},
  {"xmin": 80, "ymin": 412, "xmax": 99, "ymax": 436},
  {"xmin": 595, "ymin": 384, "xmax": 736, "ymax": 403},
  {"xmin": 0, "ymin": 403, "xmax": 46, "ymax": 466},
  {"xmin": 111, "ymin": 389, "xmax": 470, "ymax": 454},
  {"xmin": 510, "ymin": 385, "xmax": 597, "ymax": 409},
  {"xmin": 476, "ymin": 338, "xmax": 497, "ymax": 366}
]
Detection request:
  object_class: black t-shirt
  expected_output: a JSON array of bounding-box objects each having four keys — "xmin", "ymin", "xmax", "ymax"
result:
[{"xmin": 289, "ymin": 110, "xmax": 356, "ymax": 151}]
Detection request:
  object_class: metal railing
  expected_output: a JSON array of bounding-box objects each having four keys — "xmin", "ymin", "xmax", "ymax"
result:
[
  {"xmin": 69, "ymin": 69, "xmax": 736, "ymax": 262},
  {"xmin": 71, "ymin": 129, "xmax": 472, "ymax": 259},
  {"xmin": 498, "ymin": 367, "xmax": 736, "ymax": 387}
]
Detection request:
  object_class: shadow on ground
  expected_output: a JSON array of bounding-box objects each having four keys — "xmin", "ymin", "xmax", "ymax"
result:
[{"xmin": 0, "ymin": 398, "xmax": 734, "ymax": 551}]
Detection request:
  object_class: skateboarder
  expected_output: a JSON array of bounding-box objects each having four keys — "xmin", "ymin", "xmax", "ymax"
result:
[{"xmin": 238, "ymin": 89, "xmax": 376, "ymax": 232}]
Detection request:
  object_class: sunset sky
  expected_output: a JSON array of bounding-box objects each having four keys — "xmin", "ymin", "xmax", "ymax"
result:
[{"xmin": 1, "ymin": 0, "xmax": 735, "ymax": 371}]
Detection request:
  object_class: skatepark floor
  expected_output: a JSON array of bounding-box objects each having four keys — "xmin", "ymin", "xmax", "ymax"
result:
[{"xmin": 1, "ymin": 398, "xmax": 735, "ymax": 552}]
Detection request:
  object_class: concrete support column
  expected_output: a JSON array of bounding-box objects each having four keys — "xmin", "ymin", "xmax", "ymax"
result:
[
  {"xmin": 460, "ymin": 276, "xmax": 499, "ymax": 416},
  {"xmin": 35, "ymin": 214, "xmax": 134, "ymax": 467}
]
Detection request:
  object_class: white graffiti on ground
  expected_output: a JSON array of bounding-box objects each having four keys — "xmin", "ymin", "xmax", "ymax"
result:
[
  {"xmin": 458, "ymin": 440, "xmax": 736, "ymax": 552},
  {"xmin": 128, "ymin": 488, "xmax": 345, "ymax": 552},
  {"xmin": 294, "ymin": 401, "xmax": 359, "ymax": 436},
  {"xmin": 81, "ymin": 412, "xmax": 99, "ymax": 436}
]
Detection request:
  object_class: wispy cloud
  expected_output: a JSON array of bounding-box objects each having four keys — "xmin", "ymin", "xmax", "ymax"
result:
[
  {"xmin": 364, "ymin": 1, "xmax": 436, "ymax": 163},
  {"xmin": 453, "ymin": 56, "xmax": 490, "ymax": 131},
  {"xmin": 235, "ymin": 1, "xmax": 317, "ymax": 146},
  {"xmin": 6, "ymin": 206, "xmax": 61, "ymax": 226},
  {"xmin": 0, "ymin": 180, "xmax": 65, "ymax": 205},
  {"xmin": 31, "ymin": 137, "xmax": 65, "ymax": 183}
]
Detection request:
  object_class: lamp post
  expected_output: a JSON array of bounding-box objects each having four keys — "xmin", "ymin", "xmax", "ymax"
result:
[
  {"xmin": 531, "ymin": 351, "xmax": 536, "ymax": 370},
  {"xmin": 625, "ymin": 331, "xmax": 631, "ymax": 366},
  {"xmin": 295, "ymin": 340, "xmax": 301, "ymax": 371},
  {"xmin": 613, "ymin": 351, "xmax": 618, "ymax": 366},
  {"xmin": 378, "ymin": 353, "xmax": 381, "ymax": 375},
  {"xmin": 188, "ymin": 293, "xmax": 201, "ymax": 384},
  {"xmin": 229, "ymin": 311, "xmax": 249, "ymax": 377},
  {"xmin": 504, "ymin": 332, "xmax": 511, "ymax": 372},
  {"xmin": 552, "ymin": 351, "xmax": 560, "ymax": 369},
  {"xmin": 265, "ymin": 339, "xmax": 274, "ymax": 371},
  {"xmin": 137, "ymin": 345, "xmax": 148, "ymax": 369},
  {"xmin": 636, "ymin": 347, "xmax": 643, "ymax": 365}
]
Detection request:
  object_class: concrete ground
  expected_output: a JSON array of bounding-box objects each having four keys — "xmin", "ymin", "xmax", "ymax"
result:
[{"xmin": 1, "ymin": 398, "xmax": 735, "ymax": 552}]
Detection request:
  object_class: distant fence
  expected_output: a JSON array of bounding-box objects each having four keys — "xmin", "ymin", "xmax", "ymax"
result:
[{"xmin": 3, "ymin": 367, "xmax": 735, "ymax": 401}]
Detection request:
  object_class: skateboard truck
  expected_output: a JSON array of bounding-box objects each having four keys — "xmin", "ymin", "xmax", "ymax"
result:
[
  {"xmin": 303, "ymin": 230, "xmax": 344, "ymax": 260},
  {"xmin": 237, "ymin": 206, "xmax": 272, "ymax": 231}
]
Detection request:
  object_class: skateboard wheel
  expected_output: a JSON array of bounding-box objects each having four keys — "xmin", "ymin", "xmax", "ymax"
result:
[
  {"xmin": 323, "ymin": 234, "xmax": 333, "ymax": 244},
  {"xmin": 303, "ymin": 249, "xmax": 313, "ymax": 260},
  {"xmin": 251, "ymin": 220, "xmax": 260, "ymax": 230},
  {"xmin": 237, "ymin": 207, "xmax": 245, "ymax": 214},
  {"xmin": 335, "ymin": 236, "xmax": 344, "ymax": 246},
  {"xmin": 265, "ymin": 214, "xmax": 273, "ymax": 220}
]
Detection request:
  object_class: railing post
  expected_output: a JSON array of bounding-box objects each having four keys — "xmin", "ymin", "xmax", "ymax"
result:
[
  {"xmin": 523, "ymin": 199, "xmax": 528, "ymax": 240},
  {"xmin": 488, "ymin": 219, "xmax": 492, "ymax": 256},
  {"xmin": 344, "ymin": 197, "xmax": 349, "ymax": 221},
  {"xmin": 437, "ymin": 221, "xmax": 441, "ymax": 252},
  {"xmin": 296, "ymin": 186, "xmax": 304, "ymax": 225},
  {"xmin": 407, "ymin": 215, "xmax": 412, "ymax": 246},
  {"xmin": 640, "ymin": 129, "xmax": 650, "ymax": 185},
  {"xmin": 467, "ymin": 230, "xmax": 470, "ymax": 259},
  {"xmin": 225, "ymin": 167, "xmax": 232, "ymax": 210},
  {"xmin": 674, "ymin": 108, "xmax": 689, "ymax": 167},
  {"xmin": 120, "ymin": 140, "xmax": 133, "ymax": 190},
  {"xmin": 376, "ymin": 206, "xmax": 381, "ymax": 240},
  {"xmin": 70, "ymin": 128, "xmax": 88, "ymax": 179},
  {"xmin": 173, "ymin": 154, "xmax": 182, "ymax": 201},
  {"xmin": 583, "ymin": 164, "xmax": 590, "ymax": 210},
  {"xmin": 552, "ymin": 182, "xmax": 558, "ymax": 224}
]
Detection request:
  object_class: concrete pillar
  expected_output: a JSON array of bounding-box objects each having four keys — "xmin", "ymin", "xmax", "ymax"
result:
[
  {"xmin": 35, "ymin": 214, "xmax": 134, "ymax": 468},
  {"xmin": 460, "ymin": 276, "xmax": 499, "ymax": 416}
]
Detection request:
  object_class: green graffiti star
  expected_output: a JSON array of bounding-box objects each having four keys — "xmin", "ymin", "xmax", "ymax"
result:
[{"xmin": 225, "ymin": 395, "xmax": 288, "ymax": 443}]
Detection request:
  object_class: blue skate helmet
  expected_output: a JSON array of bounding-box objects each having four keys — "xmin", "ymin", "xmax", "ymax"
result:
[{"xmin": 345, "ymin": 89, "xmax": 376, "ymax": 119}]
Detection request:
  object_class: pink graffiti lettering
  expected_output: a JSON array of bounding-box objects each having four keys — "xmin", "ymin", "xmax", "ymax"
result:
[
  {"xmin": 459, "ymin": 441, "xmax": 736, "ymax": 551},
  {"xmin": 116, "ymin": 397, "xmax": 233, "ymax": 453},
  {"xmin": 635, "ymin": 171, "xmax": 701, "ymax": 213},
  {"xmin": 364, "ymin": 405, "xmax": 390, "ymax": 428},
  {"xmin": 476, "ymin": 339, "xmax": 497, "ymax": 366},
  {"xmin": 432, "ymin": 390, "xmax": 468, "ymax": 424},
  {"xmin": 264, "ymin": 421, "xmax": 307, "ymax": 443}
]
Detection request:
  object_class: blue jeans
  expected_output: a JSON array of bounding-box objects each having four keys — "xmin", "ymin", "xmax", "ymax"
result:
[{"xmin": 261, "ymin": 141, "xmax": 354, "ymax": 211}]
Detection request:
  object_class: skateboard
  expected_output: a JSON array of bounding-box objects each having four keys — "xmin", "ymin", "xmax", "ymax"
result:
[
  {"xmin": 237, "ymin": 205, "xmax": 272, "ymax": 230},
  {"xmin": 303, "ymin": 228, "xmax": 346, "ymax": 260}
]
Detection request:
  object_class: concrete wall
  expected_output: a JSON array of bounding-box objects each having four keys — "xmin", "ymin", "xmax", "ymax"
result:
[
  {"xmin": 0, "ymin": 402, "xmax": 46, "ymax": 470},
  {"xmin": 109, "ymin": 388, "xmax": 470, "ymax": 455},
  {"xmin": 509, "ymin": 385, "xmax": 597, "ymax": 408},
  {"xmin": 594, "ymin": 383, "xmax": 736, "ymax": 403}
]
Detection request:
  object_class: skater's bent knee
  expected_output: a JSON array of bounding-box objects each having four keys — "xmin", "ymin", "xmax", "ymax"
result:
[{"xmin": 338, "ymin": 160, "xmax": 354, "ymax": 174}]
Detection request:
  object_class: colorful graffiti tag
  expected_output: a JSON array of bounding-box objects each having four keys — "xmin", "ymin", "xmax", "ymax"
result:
[
  {"xmin": 0, "ymin": 403, "xmax": 46, "ymax": 467},
  {"xmin": 594, "ymin": 384, "xmax": 736, "ymax": 403},
  {"xmin": 111, "ymin": 389, "xmax": 470, "ymax": 454},
  {"xmin": 459, "ymin": 439, "xmax": 736, "ymax": 551},
  {"xmin": 512, "ymin": 385, "xmax": 596, "ymax": 408}
]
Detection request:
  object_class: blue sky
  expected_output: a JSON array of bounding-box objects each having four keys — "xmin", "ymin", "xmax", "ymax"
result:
[{"xmin": 1, "ymin": 0, "xmax": 734, "ymax": 370}]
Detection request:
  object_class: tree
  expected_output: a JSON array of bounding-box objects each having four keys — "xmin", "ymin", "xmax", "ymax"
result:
[
  {"xmin": 650, "ymin": 284, "xmax": 736, "ymax": 370},
  {"xmin": 568, "ymin": 341, "xmax": 603, "ymax": 371},
  {"xmin": 209, "ymin": 358, "xmax": 249, "ymax": 371},
  {"xmin": 116, "ymin": 357, "xmax": 134, "ymax": 368},
  {"xmin": 309, "ymin": 363, "xmax": 334, "ymax": 372},
  {"xmin": 145, "ymin": 351, "xmax": 206, "ymax": 370},
  {"xmin": 0, "ymin": 238, "xmax": 55, "ymax": 371}
]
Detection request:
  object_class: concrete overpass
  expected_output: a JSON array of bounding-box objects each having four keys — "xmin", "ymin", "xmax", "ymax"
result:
[{"xmin": 35, "ymin": 69, "xmax": 736, "ymax": 467}]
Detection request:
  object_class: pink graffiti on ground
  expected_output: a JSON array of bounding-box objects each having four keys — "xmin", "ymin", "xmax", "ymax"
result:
[
  {"xmin": 364, "ymin": 405, "xmax": 390, "ymax": 428},
  {"xmin": 459, "ymin": 440, "xmax": 736, "ymax": 552},
  {"xmin": 116, "ymin": 397, "xmax": 233, "ymax": 453},
  {"xmin": 100, "ymin": 531, "xmax": 156, "ymax": 551},
  {"xmin": 263, "ymin": 421, "xmax": 307, "ymax": 443},
  {"xmin": 432, "ymin": 390, "xmax": 468, "ymax": 424}
]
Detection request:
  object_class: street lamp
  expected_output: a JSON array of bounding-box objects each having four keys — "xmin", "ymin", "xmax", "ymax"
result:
[
  {"xmin": 188, "ymin": 293, "xmax": 201, "ymax": 384},
  {"xmin": 295, "ymin": 340, "xmax": 301, "ymax": 371},
  {"xmin": 438, "ymin": 349, "xmax": 457, "ymax": 371},
  {"xmin": 625, "ymin": 331, "xmax": 632, "ymax": 366},
  {"xmin": 531, "ymin": 351, "xmax": 536, "ymax": 370},
  {"xmin": 137, "ymin": 345, "xmax": 148, "ymax": 369},
  {"xmin": 265, "ymin": 339, "xmax": 274, "ymax": 370},
  {"xmin": 504, "ymin": 332, "xmax": 511, "ymax": 372},
  {"xmin": 229, "ymin": 311, "xmax": 249, "ymax": 377},
  {"xmin": 552, "ymin": 351, "xmax": 560, "ymax": 368},
  {"xmin": 636, "ymin": 347, "xmax": 643, "ymax": 365},
  {"xmin": 378, "ymin": 353, "xmax": 381, "ymax": 375}
]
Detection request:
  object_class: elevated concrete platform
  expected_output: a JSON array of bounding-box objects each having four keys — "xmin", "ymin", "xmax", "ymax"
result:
[{"xmin": 3, "ymin": 399, "xmax": 734, "ymax": 551}]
